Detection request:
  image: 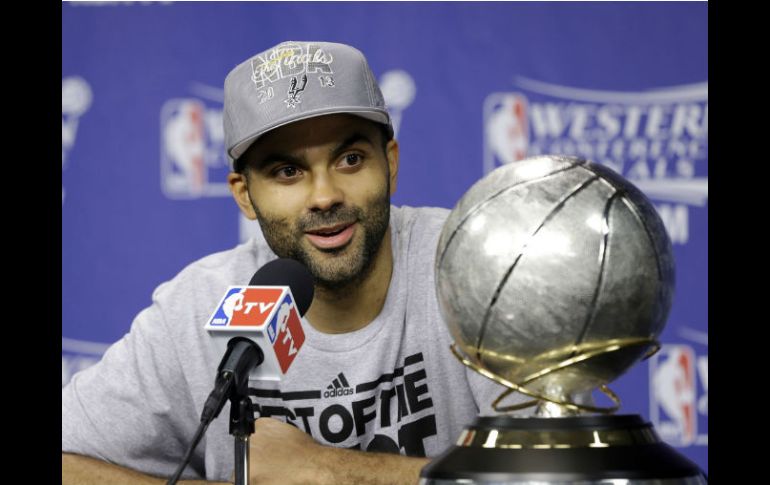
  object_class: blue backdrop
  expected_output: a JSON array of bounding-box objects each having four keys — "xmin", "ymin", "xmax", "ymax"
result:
[{"xmin": 62, "ymin": 1, "xmax": 708, "ymax": 472}]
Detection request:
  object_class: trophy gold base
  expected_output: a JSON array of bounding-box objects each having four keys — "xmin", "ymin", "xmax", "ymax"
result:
[{"xmin": 420, "ymin": 415, "xmax": 706, "ymax": 484}]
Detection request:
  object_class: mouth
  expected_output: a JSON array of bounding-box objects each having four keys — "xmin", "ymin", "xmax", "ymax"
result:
[{"xmin": 305, "ymin": 222, "xmax": 356, "ymax": 250}]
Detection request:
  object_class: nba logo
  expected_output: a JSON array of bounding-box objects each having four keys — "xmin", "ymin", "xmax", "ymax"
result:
[
  {"xmin": 483, "ymin": 93, "xmax": 530, "ymax": 174},
  {"xmin": 160, "ymin": 99, "xmax": 207, "ymax": 197},
  {"xmin": 650, "ymin": 344, "xmax": 697, "ymax": 446},
  {"xmin": 208, "ymin": 287, "xmax": 246, "ymax": 326}
]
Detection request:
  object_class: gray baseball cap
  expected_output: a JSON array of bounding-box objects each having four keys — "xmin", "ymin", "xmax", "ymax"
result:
[{"xmin": 224, "ymin": 41, "xmax": 393, "ymax": 167}]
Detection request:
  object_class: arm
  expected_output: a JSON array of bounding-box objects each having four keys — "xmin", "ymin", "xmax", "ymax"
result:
[
  {"xmin": 62, "ymin": 300, "xmax": 213, "ymax": 482},
  {"xmin": 248, "ymin": 418, "xmax": 429, "ymax": 485},
  {"xmin": 62, "ymin": 453, "xmax": 231, "ymax": 485}
]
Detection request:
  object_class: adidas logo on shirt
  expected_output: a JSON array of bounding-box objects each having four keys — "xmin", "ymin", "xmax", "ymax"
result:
[{"xmin": 323, "ymin": 372, "xmax": 354, "ymax": 398}]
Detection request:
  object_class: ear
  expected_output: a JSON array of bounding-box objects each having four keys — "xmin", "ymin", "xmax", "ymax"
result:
[
  {"xmin": 385, "ymin": 139, "xmax": 399, "ymax": 196},
  {"xmin": 227, "ymin": 172, "xmax": 258, "ymax": 220}
]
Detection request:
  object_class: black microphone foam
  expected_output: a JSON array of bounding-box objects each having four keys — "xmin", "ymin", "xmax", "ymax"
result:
[{"xmin": 248, "ymin": 258, "xmax": 315, "ymax": 316}]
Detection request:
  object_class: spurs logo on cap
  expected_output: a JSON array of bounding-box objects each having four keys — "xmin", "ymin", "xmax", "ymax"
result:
[{"xmin": 285, "ymin": 74, "xmax": 308, "ymax": 109}]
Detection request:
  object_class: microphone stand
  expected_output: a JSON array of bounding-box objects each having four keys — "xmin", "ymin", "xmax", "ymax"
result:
[
  {"xmin": 229, "ymin": 381, "xmax": 256, "ymax": 485},
  {"xmin": 167, "ymin": 337, "xmax": 262, "ymax": 485}
]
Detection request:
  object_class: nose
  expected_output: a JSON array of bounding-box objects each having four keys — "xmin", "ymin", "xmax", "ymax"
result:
[{"xmin": 306, "ymin": 171, "xmax": 344, "ymax": 212}]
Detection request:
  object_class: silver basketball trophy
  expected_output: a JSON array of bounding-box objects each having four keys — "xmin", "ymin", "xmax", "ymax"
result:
[{"xmin": 421, "ymin": 155, "xmax": 706, "ymax": 484}]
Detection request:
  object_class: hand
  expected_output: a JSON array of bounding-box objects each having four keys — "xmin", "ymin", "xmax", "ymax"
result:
[
  {"xmin": 244, "ymin": 417, "xmax": 428, "ymax": 485},
  {"xmin": 247, "ymin": 417, "xmax": 331, "ymax": 485}
]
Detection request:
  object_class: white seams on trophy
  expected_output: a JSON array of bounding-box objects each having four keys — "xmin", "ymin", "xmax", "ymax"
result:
[{"xmin": 421, "ymin": 155, "xmax": 707, "ymax": 484}]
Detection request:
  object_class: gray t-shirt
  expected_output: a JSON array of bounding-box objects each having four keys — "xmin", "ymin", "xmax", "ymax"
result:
[{"xmin": 62, "ymin": 205, "xmax": 530, "ymax": 482}]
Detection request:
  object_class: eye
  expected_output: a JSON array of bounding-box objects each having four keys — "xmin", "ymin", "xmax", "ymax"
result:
[
  {"xmin": 338, "ymin": 153, "xmax": 364, "ymax": 170},
  {"xmin": 273, "ymin": 165, "xmax": 303, "ymax": 181}
]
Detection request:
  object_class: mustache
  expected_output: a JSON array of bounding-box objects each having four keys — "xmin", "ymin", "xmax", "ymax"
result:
[{"xmin": 297, "ymin": 205, "xmax": 362, "ymax": 232}]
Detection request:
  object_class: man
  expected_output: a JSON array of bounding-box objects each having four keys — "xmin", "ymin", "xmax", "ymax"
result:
[{"xmin": 62, "ymin": 41, "xmax": 527, "ymax": 485}]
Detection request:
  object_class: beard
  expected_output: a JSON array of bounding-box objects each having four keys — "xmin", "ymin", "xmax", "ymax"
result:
[{"xmin": 252, "ymin": 185, "xmax": 391, "ymax": 292}]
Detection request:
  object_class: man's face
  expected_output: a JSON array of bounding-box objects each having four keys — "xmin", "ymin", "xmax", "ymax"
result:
[{"xmin": 230, "ymin": 114, "xmax": 399, "ymax": 290}]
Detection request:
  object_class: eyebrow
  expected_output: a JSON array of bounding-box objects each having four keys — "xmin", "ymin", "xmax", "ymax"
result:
[
  {"xmin": 329, "ymin": 132, "xmax": 375, "ymax": 160},
  {"xmin": 253, "ymin": 152, "xmax": 305, "ymax": 171}
]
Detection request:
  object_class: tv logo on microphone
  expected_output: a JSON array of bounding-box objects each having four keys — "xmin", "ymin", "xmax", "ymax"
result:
[
  {"xmin": 206, "ymin": 286, "xmax": 305, "ymax": 375},
  {"xmin": 266, "ymin": 297, "xmax": 305, "ymax": 372},
  {"xmin": 209, "ymin": 287, "xmax": 284, "ymax": 327}
]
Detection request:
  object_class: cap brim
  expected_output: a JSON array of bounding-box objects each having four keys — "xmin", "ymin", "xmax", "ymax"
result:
[{"xmin": 229, "ymin": 108, "xmax": 392, "ymax": 161}]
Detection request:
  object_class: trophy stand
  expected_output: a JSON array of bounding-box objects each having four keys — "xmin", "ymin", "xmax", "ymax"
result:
[{"xmin": 420, "ymin": 415, "xmax": 706, "ymax": 484}]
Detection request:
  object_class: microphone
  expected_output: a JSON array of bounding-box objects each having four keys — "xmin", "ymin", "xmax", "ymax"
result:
[
  {"xmin": 167, "ymin": 259, "xmax": 314, "ymax": 485},
  {"xmin": 246, "ymin": 258, "xmax": 314, "ymax": 314}
]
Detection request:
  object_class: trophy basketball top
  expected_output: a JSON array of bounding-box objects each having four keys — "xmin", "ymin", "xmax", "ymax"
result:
[{"xmin": 435, "ymin": 155, "xmax": 675, "ymax": 415}]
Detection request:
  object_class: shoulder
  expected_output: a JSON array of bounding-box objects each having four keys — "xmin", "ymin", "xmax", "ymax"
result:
[
  {"xmin": 151, "ymin": 238, "xmax": 276, "ymax": 305},
  {"xmin": 391, "ymin": 205, "xmax": 450, "ymax": 247},
  {"xmin": 390, "ymin": 205, "xmax": 451, "ymax": 281}
]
